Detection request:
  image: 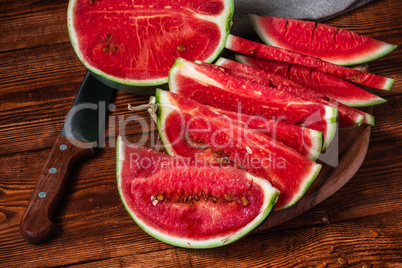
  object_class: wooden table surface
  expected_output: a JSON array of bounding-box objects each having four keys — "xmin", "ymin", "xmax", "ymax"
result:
[{"xmin": 1, "ymin": 0, "xmax": 401, "ymax": 267}]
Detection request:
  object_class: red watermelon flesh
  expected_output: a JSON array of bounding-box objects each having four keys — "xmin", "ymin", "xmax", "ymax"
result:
[
  {"xmin": 154, "ymin": 90, "xmax": 322, "ymax": 210},
  {"xmin": 151, "ymin": 91, "xmax": 322, "ymax": 160},
  {"xmin": 214, "ymin": 57, "xmax": 368, "ymax": 129},
  {"xmin": 67, "ymin": 0, "xmax": 233, "ymax": 86},
  {"xmin": 169, "ymin": 58, "xmax": 337, "ymax": 149},
  {"xmin": 235, "ymin": 55, "xmax": 377, "ymax": 126},
  {"xmin": 235, "ymin": 55, "xmax": 386, "ymax": 108},
  {"xmin": 250, "ymin": 15, "xmax": 398, "ymax": 66},
  {"xmin": 225, "ymin": 35, "xmax": 394, "ymax": 91},
  {"xmin": 117, "ymin": 138, "xmax": 279, "ymax": 248}
]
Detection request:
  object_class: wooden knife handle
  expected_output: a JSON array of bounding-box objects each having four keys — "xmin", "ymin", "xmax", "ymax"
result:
[{"xmin": 20, "ymin": 135, "xmax": 95, "ymax": 244}]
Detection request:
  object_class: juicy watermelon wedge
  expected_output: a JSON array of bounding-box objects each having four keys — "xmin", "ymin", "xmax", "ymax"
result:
[
  {"xmin": 214, "ymin": 58, "xmax": 366, "ymax": 130},
  {"xmin": 169, "ymin": 58, "xmax": 337, "ymax": 150},
  {"xmin": 225, "ymin": 35, "xmax": 394, "ymax": 91},
  {"xmin": 235, "ymin": 55, "xmax": 386, "ymax": 107},
  {"xmin": 117, "ymin": 137, "xmax": 279, "ymax": 248},
  {"xmin": 153, "ymin": 89, "xmax": 322, "ymax": 210},
  {"xmin": 149, "ymin": 91, "xmax": 322, "ymax": 160},
  {"xmin": 67, "ymin": 0, "xmax": 233, "ymax": 88},
  {"xmin": 250, "ymin": 15, "xmax": 398, "ymax": 66}
]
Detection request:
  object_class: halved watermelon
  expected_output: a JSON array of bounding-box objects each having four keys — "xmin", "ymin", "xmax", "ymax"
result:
[
  {"xmin": 149, "ymin": 91, "xmax": 322, "ymax": 160},
  {"xmin": 235, "ymin": 55, "xmax": 386, "ymax": 107},
  {"xmin": 214, "ymin": 57, "xmax": 369, "ymax": 129},
  {"xmin": 250, "ymin": 15, "xmax": 397, "ymax": 66},
  {"xmin": 117, "ymin": 137, "xmax": 279, "ymax": 248},
  {"xmin": 225, "ymin": 35, "xmax": 394, "ymax": 91},
  {"xmin": 169, "ymin": 58, "xmax": 337, "ymax": 149},
  {"xmin": 153, "ymin": 90, "xmax": 322, "ymax": 210},
  {"xmin": 67, "ymin": 0, "xmax": 233, "ymax": 89}
]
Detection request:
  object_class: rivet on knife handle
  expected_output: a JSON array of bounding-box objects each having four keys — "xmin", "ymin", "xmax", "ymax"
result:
[{"xmin": 20, "ymin": 135, "xmax": 95, "ymax": 244}]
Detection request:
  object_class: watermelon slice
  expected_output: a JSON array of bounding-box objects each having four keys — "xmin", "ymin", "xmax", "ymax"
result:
[
  {"xmin": 153, "ymin": 90, "xmax": 322, "ymax": 210},
  {"xmin": 117, "ymin": 137, "xmax": 279, "ymax": 248},
  {"xmin": 67, "ymin": 0, "xmax": 233, "ymax": 88},
  {"xmin": 250, "ymin": 15, "xmax": 398, "ymax": 66},
  {"xmin": 235, "ymin": 55, "xmax": 386, "ymax": 107},
  {"xmin": 225, "ymin": 35, "xmax": 394, "ymax": 91},
  {"xmin": 214, "ymin": 57, "xmax": 370, "ymax": 129},
  {"xmin": 149, "ymin": 91, "xmax": 322, "ymax": 160},
  {"xmin": 169, "ymin": 58, "xmax": 337, "ymax": 149}
]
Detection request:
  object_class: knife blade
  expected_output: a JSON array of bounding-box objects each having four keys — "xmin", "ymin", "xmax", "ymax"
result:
[{"xmin": 20, "ymin": 72, "xmax": 114, "ymax": 244}]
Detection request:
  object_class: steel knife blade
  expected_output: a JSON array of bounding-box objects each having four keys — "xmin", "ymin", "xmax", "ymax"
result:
[{"xmin": 20, "ymin": 72, "xmax": 114, "ymax": 244}]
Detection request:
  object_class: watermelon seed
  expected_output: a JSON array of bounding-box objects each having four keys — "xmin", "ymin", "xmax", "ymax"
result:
[
  {"xmin": 102, "ymin": 47, "xmax": 109, "ymax": 52},
  {"xmin": 106, "ymin": 34, "xmax": 111, "ymax": 40},
  {"xmin": 224, "ymin": 194, "xmax": 233, "ymax": 202},
  {"xmin": 218, "ymin": 156, "xmax": 230, "ymax": 163},
  {"xmin": 152, "ymin": 199, "xmax": 158, "ymax": 206},
  {"xmin": 187, "ymin": 196, "xmax": 192, "ymax": 202},
  {"xmin": 156, "ymin": 194, "xmax": 164, "ymax": 201},
  {"xmin": 177, "ymin": 45, "xmax": 186, "ymax": 51},
  {"xmin": 202, "ymin": 192, "xmax": 208, "ymax": 201},
  {"xmin": 209, "ymin": 197, "xmax": 218, "ymax": 203},
  {"xmin": 175, "ymin": 196, "xmax": 180, "ymax": 202},
  {"xmin": 194, "ymin": 195, "xmax": 199, "ymax": 201},
  {"xmin": 242, "ymin": 197, "xmax": 249, "ymax": 206},
  {"xmin": 113, "ymin": 46, "xmax": 118, "ymax": 53},
  {"xmin": 89, "ymin": 0, "xmax": 95, "ymax": 4},
  {"xmin": 183, "ymin": 197, "xmax": 187, "ymax": 203}
]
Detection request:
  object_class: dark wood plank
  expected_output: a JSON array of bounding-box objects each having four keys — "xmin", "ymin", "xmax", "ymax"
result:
[
  {"xmin": 0, "ymin": 90, "xmax": 152, "ymax": 156},
  {"xmin": 0, "ymin": 0, "xmax": 401, "ymax": 266},
  {"xmin": 0, "ymin": 0, "xmax": 69, "ymax": 52},
  {"xmin": 1, "ymin": 100, "xmax": 401, "ymax": 266},
  {"xmin": 66, "ymin": 211, "xmax": 402, "ymax": 268}
]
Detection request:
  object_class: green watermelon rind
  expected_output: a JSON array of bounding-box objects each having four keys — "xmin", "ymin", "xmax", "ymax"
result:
[
  {"xmin": 249, "ymin": 14, "xmax": 398, "ymax": 69},
  {"xmin": 339, "ymin": 113, "xmax": 365, "ymax": 131},
  {"xmin": 154, "ymin": 90, "xmax": 180, "ymax": 156},
  {"xmin": 116, "ymin": 136, "xmax": 280, "ymax": 248},
  {"xmin": 67, "ymin": 0, "xmax": 234, "ymax": 89},
  {"xmin": 320, "ymin": 105, "xmax": 338, "ymax": 150},
  {"xmin": 277, "ymin": 162, "xmax": 322, "ymax": 211},
  {"xmin": 380, "ymin": 77, "xmax": 395, "ymax": 92},
  {"xmin": 363, "ymin": 113, "xmax": 375, "ymax": 127},
  {"xmin": 338, "ymin": 96, "xmax": 387, "ymax": 107},
  {"xmin": 305, "ymin": 129, "xmax": 323, "ymax": 161}
]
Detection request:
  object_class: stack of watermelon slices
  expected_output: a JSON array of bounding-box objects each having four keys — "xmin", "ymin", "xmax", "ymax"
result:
[
  {"xmin": 118, "ymin": 15, "xmax": 395, "ymax": 248},
  {"xmin": 149, "ymin": 15, "xmax": 395, "ymax": 224}
]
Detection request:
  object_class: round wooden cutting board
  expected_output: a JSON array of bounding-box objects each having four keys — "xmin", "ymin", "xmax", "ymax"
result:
[{"xmin": 258, "ymin": 122, "xmax": 371, "ymax": 231}]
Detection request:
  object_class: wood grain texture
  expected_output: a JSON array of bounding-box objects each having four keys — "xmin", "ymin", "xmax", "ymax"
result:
[{"xmin": 0, "ymin": 0, "xmax": 401, "ymax": 266}]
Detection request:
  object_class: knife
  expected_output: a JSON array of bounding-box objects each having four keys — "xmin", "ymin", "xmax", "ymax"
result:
[{"xmin": 20, "ymin": 72, "xmax": 114, "ymax": 244}]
